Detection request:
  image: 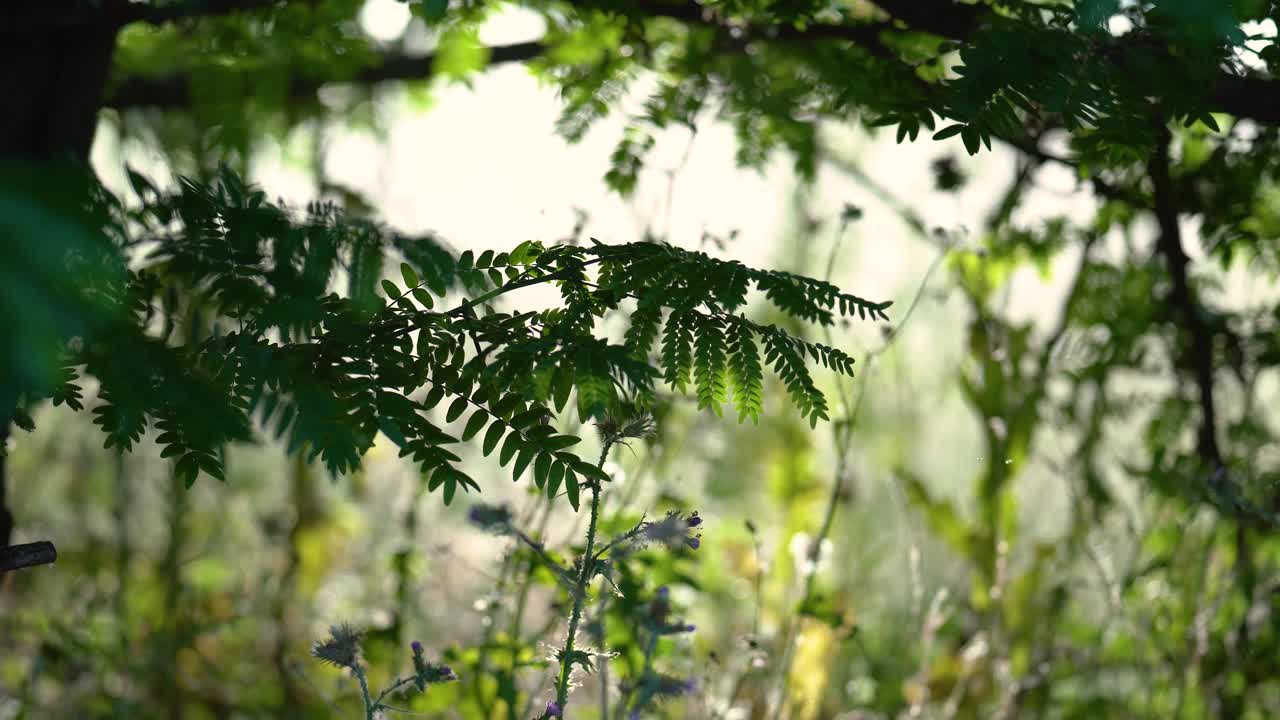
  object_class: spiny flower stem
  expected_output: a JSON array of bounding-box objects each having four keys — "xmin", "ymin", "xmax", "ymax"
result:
[
  {"xmin": 353, "ymin": 665, "xmax": 375, "ymax": 720},
  {"xmin": 554, "ymin": 439, "xmax": 615, "ymax": 713}
]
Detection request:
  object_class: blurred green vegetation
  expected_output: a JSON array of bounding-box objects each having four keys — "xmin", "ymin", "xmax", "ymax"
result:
[{"xmin": 6, "ymin": 1, "xmax": 1280, "ymax": 719}]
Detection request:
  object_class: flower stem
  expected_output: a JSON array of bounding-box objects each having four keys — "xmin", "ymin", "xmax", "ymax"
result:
[
  {"xmin": 354, "ymin": 665, "xmax": 375, "ymax": 720},
  {"xmin": 554, "ymin": 439, "xmax": 615, "ymax": 713}
]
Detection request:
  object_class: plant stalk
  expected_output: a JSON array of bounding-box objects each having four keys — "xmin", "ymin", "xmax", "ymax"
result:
[{"xmin": 554, "ymin": 439, "xmax": 615, "ymax": 713}]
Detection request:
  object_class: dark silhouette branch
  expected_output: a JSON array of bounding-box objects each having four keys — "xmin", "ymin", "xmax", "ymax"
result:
[
  {"xmin": 1209, "ymin": 74, "xmax": 1280, "ymax": 125},
  {"xmin": 5, "ymin": 0, "xmax": 293, "ymax": 32},
  {"xmin": 869, "ymin": 0, "xmax": 984, "ymax": 38},
  {"xmin": 106, "ymin": 40, "xmax": 549, "ymax": 110},
  {"xmin": 0, "ymin": 541, "xmax": 57, "ymax": 573},
  {"xmin": 1153, "ymin": 118, "xmax": 1261, "ymax": 711},
  {"xmin": 98, "ymin": 0, "xmax": 1280, "ymax": 128},
  {"xmin": 1149, "ymin": 121, "xmax": 1223, "ymax": 472}
]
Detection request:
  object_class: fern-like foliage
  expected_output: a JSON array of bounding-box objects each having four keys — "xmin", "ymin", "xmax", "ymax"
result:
[{"xmin": 11, "ymin": 168, "xmax": 889, "ymax": 506}]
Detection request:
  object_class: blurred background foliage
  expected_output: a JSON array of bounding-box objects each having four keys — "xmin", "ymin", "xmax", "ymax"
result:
[{"xmin": 5, "ymin": 0, "xmax": 1280, "ymax": 718}]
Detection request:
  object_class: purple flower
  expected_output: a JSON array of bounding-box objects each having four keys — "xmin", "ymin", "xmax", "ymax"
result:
[
  {"xmin": 686, "ymin": 511, "xmax": 702, "ymax": 527},
  {"xmin": 410, "ymin": 640, "xmax": 423, "ymax": 654},
  {"xmin": 653, "ymin": 674, "xmax": 700, "ymax": 698},
  {"xmin": 656, "ymin": 586, "xmax": 669, "ymax": 599},
  {"xmin": 684, "ymin": 535, "xmax": 701, "ymax": 550},
  {"xmin": 546, "ymin": 700, "xmax": 563, "ymax": 717}
]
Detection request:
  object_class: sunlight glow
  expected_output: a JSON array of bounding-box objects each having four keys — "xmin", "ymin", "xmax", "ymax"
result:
[{"xmin": 359, "ymin": 0, "xmax": 411, "ymax": 43}]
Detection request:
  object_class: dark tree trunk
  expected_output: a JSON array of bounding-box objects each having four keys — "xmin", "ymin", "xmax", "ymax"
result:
[
  {"xmin": 0, "ymin": 12, "xmax": 117, "ymax": 159},
  {"xmin": 0, "ymin": 6, "xmax": 120, "ymax": 564}
]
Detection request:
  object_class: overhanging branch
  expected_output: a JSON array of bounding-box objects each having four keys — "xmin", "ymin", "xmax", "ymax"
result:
[
  {"xmin": 5, "ymin": 0, "xmax": 291, "ymax": 32},
  {"xmin": 98, "ymin": 1, "xmax": 1280, "ymax": 135},
  {"xmin": 106, "ymin": 40, "xmax": 549, "ymax": 110},
  {"xmin": 869, "ymin": 0, "xmax": 983, "ymax": 39}
]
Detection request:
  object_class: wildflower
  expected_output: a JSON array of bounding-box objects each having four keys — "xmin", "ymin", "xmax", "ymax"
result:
[
  {"xmin": 656, "ymin": 618, "xmax": 697, "ymax": 636},
  {"xmin": 654, "ymin": 674, "xmax": 698, "ymax": 697},
  {"xmin": 409, "ymin": 643, "xmax": 457, "ymax": 691},
  {"xmin": 597, "ymin": 412, "xmax": 656, "ymax": 443},
  {"xmin": 545, "ymin": 700, "xmax": 563, "ymax": 717},
  {"xmin": 311, "ymin": 623, "xmax": 362, "ymax": 670},
  {"xmin": 641, "ymin": 510, "xmax": 704, "ymax": 551}
]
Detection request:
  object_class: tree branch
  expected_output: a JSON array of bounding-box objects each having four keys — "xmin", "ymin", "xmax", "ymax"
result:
[
  {"xmin": 0, "ymin": 541, "xmax": 57, "ymax": 573},
  {"xmin": 1149, "ymin": 121, "xmax": 1223, "ymax": 471},
  {"xmin": 100, "ymin": 1, "xmax": 1280, "ymax": 133},
  {"xmin": 106, "ymin": 40, "xmax": 548, "ymax": 110},
  {"xmin": 1210, "ymin": 74, "xmax": 1280, "ymax": 125},
  {"xmin": 869, "ymin": 0, "xmax": 984, "ymax": 39},
  {"xmin": 4, "ymin": 0, "xmax": 294, "ymax": 32}
]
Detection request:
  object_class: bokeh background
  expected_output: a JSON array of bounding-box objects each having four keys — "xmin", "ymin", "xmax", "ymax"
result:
[{"xmin": 4, "ymin": 2, "xmax": 1279, "ymax": 719}]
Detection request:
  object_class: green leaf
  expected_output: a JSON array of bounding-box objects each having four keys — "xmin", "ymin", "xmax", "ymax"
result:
[
  {"xmin": 499, "ymin": 432, "xmax": 521, "ymax": 466},
  {"xmin": 492, "ymin": 393, "xmax": 522, "ymax": 418},
  {"xmin": 508, "ymin": 240, "xmax": 532, "ymax": 264},
  {"xmin": 511, "ymin": 409, "xmax": 545, "ymax": 428},
  {"xmin": 176, "ymin": 454, "xmax": 199, "ymax": 488},
  {"xmin": 546, "ymin": 461, "xmax": 565, "ymax": 499},
  {"xmin": 534, "ymin": 452, "xmax": 552, "ymax": 489},
  {"xmin": 552, "ymin": 364, "xmax": 573, "ymax": 413},
  {"xmin": 423, "ymin": 386, "xmax": 445, "ymax": 410},
  {"xmin": 461, "ymin": 410, "xmax": 489, "ymax": 441},
  {"xmin": 381, "ymin": 279, "xmax": 401, "ymax": 299},
  {"xmin": 477, "ymin": 249, "xmax": 494, "ymax": 268},
  {"xmin": 434, "ymin": 28, "xmax": 492, "ymax": 81},
  {"xmin": 420, "ymin": 0, "xmax": 448, "ymax": 24},
  {"xmin": 573, "ymin": 460, "xmax": 610, "ymax": 486},
  {"xmin": 197, "ymin": 454, "xmax": 225, "ymax": 482},
  {"xmin": 933, "ymin": 124, "xmax": 965, "ymax": 140},
  {"xmin": 446, "ymin": 397, "xmax": 468, "ymax": 423},
  {"xmin": 400, "ymin": 262, "xmax": 419, "ymax": 288},
  {"xmin": 458, "ymin": 249, "xmax": 475, "ymax": 271},
  {"xmin": 482, "ymin": 421, "xmax": 505, "ymax": 456},
  {"xmin": 543, "ymin": 434, "xmax": 581, "ymax": 451},
  {"xmin": 378, "ymin": 417, "xmax": 408, "ymax": 447},
  {"xmin": 443, "ymin": 475, "xmax": 457, "ymax": 505},
  {"xmin": 412, "ymin": 288, "xmax": 435, "ymax": 309},
  {"xmin": 564, "ymin": 469, "xmax": 580, "ymax": 511},
  {"xmin": 513, "ymin": 447, "xmax": 536, "ymax": 482}
]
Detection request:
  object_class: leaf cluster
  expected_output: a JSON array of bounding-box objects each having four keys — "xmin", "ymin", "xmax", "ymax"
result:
[{"xmin": 8, "ymin": 168, "xmax": 886, "ymax": 505}]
